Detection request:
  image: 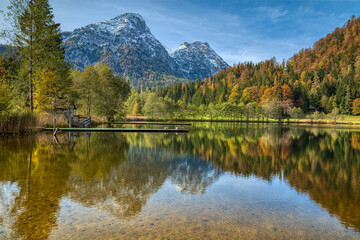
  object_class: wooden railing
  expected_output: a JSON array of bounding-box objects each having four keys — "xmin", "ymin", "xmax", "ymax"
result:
[{"xmin": 71, "ymin": 115, "xmax": 91, "ymax": 128}]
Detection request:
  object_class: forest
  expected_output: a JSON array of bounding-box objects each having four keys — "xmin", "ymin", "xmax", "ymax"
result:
[
  {"xmin": 126, "ymin": 15, "xmax": 360, "ymax": 121},
  {"xmin": 1, "ymin": 0, "xmax": 360, "ymax": 133}
]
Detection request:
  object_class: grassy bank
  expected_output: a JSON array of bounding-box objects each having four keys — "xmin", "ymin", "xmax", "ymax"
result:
[
  {"xmin": 125, "ymin": 115, "xmax": 360, "ymax": 125},
  {"xmin": 2, "ymin": 112, "xmax": 358, "ymax": 135}
]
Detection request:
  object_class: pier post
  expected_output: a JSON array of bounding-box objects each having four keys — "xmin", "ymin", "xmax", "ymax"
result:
[
  {"xmin": 69, "ymin": 105, "xmax": 74, "ymax": 127},
  {"xmin": 53, "ymin": 118, "xmax": 57, "ymax": 136}
]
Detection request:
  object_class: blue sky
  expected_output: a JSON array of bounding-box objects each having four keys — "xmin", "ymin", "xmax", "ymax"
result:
[{"xmin": 0, "ymin": 0, "xmax": 359, "ymax": 65}]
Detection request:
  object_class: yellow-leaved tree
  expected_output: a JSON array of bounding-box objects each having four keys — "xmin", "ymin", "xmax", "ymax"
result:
[
  {"xmin": 228, "ymin": 84, "xmax": 241, "ymax": 104},
  {"xmin": 132, "ymin": 102, "xmax": 141, "ymax": 115},
  {"xmin": 352, "ymin": 98, "xmax": 360, "ymax": 115},
  {"xmin": 34, "ymin": 69, "xmax": 58, "ymax": 113}
]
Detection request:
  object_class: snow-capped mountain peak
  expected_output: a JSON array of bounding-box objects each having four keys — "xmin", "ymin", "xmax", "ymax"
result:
[
  {"xmin": 96, "ymin": 13, "xmax": 148, "ymax": 35},
  {"xmin": 172, "ymin": 41, "xmax": 229, "ymax": 79},
  {"xmin": 62, "ymin": 13, "xmax": 229, "ymax": 87}
]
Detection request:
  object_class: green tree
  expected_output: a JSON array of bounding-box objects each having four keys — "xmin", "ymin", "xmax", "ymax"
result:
[
  {"xmin": 143, "ymin": 92, "xmax": 166, "ymax": 119},
  {"xmin": 0, "ymin": 56, "xmax": 16, "ymax": 112},
  {"xmin": 245, "ymin": 102, "xmax": 257, "ymax": 121},
  {"xmin": 320, "ymin": 95, "xmax": 328, "ymax": 111},
  {"xmin": 263, "ymin": 100, "xmax": 283, "ymax": 121},
  {"xmin": 291, "ymin": 107, "xmax": 304, "ymax": 119},
  {"xmin": 92, "ymin": 64, "xmax": 130, "ymax": 121},
  {"xmin": 220, "ymin": 102, "xmax": 233, "ymax": 120},
  {"xmin": 309, "ymin": 73, "xmax": 320, "ymax": 109},
  {"xmin": 125, "ymin": 89, "xmax": 141, "ymax": 115},
  {"xmin": 208, "ymin": 103, "xmax": 216, "ymax": 120},
  {"xmin": 344, "ymin": 85, "xmax": 352, "ymax": 114},
  {"xmin": 163, "ymin": 96, "xmax": 179, "ymax": 120},
  {"xmin": 0, "ymin": 80, "xmax": 11, "ymax": 112},
  {"xmin": 331, "ymin": 107, "xmax": 340, "ymax": 124},
  {"xmin": 237, "ymin": 103, "xmax": 245, "ymax": 120},
  {"xmin": 7, "ymin": 0, "xmax": 70, "ymax": 111},
  {"xmin": 77, "ymin": 65, "xmax": 99, "ymax": 115},
  {"xmin": 256, "ymin": 105, "xmax": 263, "ymax": 121}
]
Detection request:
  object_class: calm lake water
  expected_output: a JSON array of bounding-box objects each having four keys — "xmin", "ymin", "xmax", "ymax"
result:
[{"xmin": 0, "ymin": 123, "xmax": 360, "ymax": 239}]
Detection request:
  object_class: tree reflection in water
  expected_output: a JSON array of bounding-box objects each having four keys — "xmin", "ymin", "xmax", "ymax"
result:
[
  {"xmin": 0, "ymin": 135, "xmax": 75, "ymax": 239},
  {"xmin": 0, "ymin": 123, "xmax": 359, "ymax": 239}
]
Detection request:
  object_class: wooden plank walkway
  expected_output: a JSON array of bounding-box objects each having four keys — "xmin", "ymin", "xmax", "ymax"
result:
[
  {"xmin": 108, "ymin": 122, "xmax": 192, "ymax": 126},
  {"xmin": 43, "ymin": 128, "xmax": 189, "ymax": 133}
]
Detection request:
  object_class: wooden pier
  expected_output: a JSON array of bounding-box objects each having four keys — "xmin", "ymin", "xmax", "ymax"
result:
[
  {"xmin": 44, "ymin": 127, "xmax": 189, "ymax": 133},
  {"xmin": 71, "ymin": 115, "xmax": 91, "ymax": 128}
]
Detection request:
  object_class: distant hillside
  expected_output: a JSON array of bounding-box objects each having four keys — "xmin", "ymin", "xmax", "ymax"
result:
[
  {"xmin": 291, "ymin": 15, "xmax": 359, "ymax": 77},
  {"xmin": 155, "ymin": 15, "xmax": 360, "ymax": 115}
]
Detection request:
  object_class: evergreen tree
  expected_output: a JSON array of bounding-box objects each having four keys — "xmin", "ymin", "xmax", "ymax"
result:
[
  {"xmin": 309, "ymin": 72, "xmax": 320, "ymax": 109},
  {"xmin": 7, "ymin": 0, "xmax": 70, "ymax": 112},
  {"xmin": 344, "ymin": 85, "xmax": 353, "ymax": 114}
]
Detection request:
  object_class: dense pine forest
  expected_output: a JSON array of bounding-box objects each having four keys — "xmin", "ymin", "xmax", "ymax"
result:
[{"xmin": 126, "ymin": 15, "xmax": 360, "ymax": 120}]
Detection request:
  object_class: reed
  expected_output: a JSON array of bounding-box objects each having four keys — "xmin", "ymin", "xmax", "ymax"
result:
[
  {"xmin": 0, "ymin": 112, "xmax": 37, "ymax": 134},
  {"xmin": 37, "ymin": 113, "xmax": 69, "ymax": 128}
]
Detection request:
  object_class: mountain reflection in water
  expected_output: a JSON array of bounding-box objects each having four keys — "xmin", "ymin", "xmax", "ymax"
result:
[{"xmin": 0, "ymin": 123, "xmax": 359, "ymax": 239}]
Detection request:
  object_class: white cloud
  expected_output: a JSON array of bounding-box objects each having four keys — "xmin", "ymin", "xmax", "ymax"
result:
[{"xmin": 257, "ymin": 6, "xmax": 288, "ymax": 22}]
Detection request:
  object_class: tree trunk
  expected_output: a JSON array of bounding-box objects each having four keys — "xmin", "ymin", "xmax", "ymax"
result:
[
  {"xmin": 88, "ymin": 90, "xmax": 91, "ymax": 115},
  {"xmin": 29, "ymin": 11, "xmax": 33, "ymax": 112},
  {"xmin": 29, "ymin": 57, "xmax": 33, "ymax": 111}
]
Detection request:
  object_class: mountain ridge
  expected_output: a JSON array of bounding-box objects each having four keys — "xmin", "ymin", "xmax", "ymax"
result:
[{"xmin": 62, "ymin": 12, "xmax": 229, "ymax": 87}]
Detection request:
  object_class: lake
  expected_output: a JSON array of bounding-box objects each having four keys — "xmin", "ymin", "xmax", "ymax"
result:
[{"xmin": 0, "ymin": 123, "xmax": 359, "ymax": 239}]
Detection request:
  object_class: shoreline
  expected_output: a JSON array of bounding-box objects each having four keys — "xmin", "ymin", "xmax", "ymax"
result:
[
  {"xmin": 2, "ymin": 117, "xmax": 360, "ymax": 135},
  {"xmin": 123, "ymin": 117, "xmax": 360, "ymax": 126}
]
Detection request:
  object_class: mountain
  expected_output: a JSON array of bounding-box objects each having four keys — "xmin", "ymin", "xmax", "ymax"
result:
[
  {"xmin": 62, "ymin": 13, "xmax": 228, "ymax": 87},
  {"xmin": 172, "ymin": 41, "xmax": 229, "ymax": 80}
]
